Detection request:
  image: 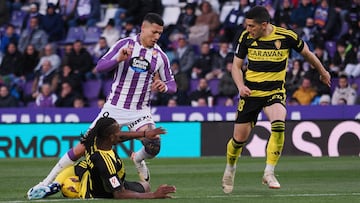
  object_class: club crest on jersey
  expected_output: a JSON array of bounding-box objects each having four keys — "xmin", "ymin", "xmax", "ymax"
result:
[
  {"xmin": 130, "ymin": 56, "xmax": 150, "ymax": 73},
  {"xmin": 275, "ymin": 40, "xmax": 281, "ymax": 49}
]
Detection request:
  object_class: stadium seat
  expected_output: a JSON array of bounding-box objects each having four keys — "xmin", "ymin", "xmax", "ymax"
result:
[
  {"xmin": 189, "ymin": 79, "xmax": 199, "ymax": 93},
  {"xmin": 82, "ymin": 79, "xmax": 102, "ymax": 101},
  {"xmin": 219, "ymin": 1, "xmax": 239, "ymax": 23},
  {"xmin": 10, "ymin": 10, "xmax": 26, "ymax": 29},
  {"xmin": 325, "ymin": 40, "xmax": 336, "ymax": 59},
  {"xmin": 96, "ymin": 7, "xmax": 118, "ymax": 28},
  {"xmin": 208, "ymin": 78, "xmax": 219, "ymax": 95},
  {"xmin": 102, "ymin": 79, "xmax": 113, "ymax": 96},
  {"xmin": 83, "ymin": 26, "xmax": 102, "ymax": 45},
  {"xmin": 59, "ymin": 26, "xmax": 86, "ymax": 44},
  {"xmin": 162, "ymin": 6, "xmax": 181, "ymax": 26}
]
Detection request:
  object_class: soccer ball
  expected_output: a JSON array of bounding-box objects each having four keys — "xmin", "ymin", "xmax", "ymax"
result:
[{"xmin": 61, "ymin": 176, "xmax": 80, "ymax": 198}]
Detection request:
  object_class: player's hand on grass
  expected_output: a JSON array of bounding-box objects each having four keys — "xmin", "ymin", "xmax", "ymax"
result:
[{"xmin": 153, "ymin": 184, "xmax": 176, "ymax": 198}]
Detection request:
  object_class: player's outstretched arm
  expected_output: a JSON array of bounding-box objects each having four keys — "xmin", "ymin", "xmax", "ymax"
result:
[
  {"xmin": 113, "ymin": 184, "xmax": 176, "ymax": 199},
  {"xmin": 115, "ymin": 127, "xmax": 166, "ymax": 142}
]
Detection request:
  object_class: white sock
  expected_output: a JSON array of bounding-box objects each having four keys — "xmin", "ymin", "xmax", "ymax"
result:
[
  {"xmin": 264, "ymin": 164, "xmax": 275, "ymax": 173},
  {"xmin": 133, "ymin": 147, "xmax": 153, "ymax": 163},
  {"xmin": 40, "ymin": 153, "xmax": 75, "ymax": 186},
  {"xmin": 225, "ymin": 164, "xmax": 236, "ymax": 171}
]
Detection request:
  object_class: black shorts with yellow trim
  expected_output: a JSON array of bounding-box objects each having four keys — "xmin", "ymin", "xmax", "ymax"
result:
[{"xmin": 235, "ymin": 93, "xmax": 286, "ymax": 125}]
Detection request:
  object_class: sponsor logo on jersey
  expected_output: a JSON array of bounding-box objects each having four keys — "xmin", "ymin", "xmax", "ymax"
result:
[
  {"xmin": 130, "ymin": 56, "xmax": 150, "ymax": 73},
  {"xmin": 109, "ymin": 176, "xmax": 121, "ymax": 188}
]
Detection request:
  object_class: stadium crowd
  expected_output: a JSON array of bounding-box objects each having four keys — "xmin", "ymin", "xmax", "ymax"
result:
[{"xmin": 0, "ymin": 0, "xmax": 359, "ymax": 108}]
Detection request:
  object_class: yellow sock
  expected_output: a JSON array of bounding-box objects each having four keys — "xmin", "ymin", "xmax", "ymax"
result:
[
  {"xmin": 226, "ymin": 138, "xmax": 246, "ymax": 167},
  {"xmin": 266, "ymin": 120, "xmax": 285, "ymax": 166}
]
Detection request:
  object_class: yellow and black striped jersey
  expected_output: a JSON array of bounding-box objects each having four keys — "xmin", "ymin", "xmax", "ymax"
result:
[
  {"xmin": 84, "ymin": 146, "xmax": 126, "ymax": 198},
  {"xmin": 235, "ymin": 25, "xmax": 304, "ymax": 97}
]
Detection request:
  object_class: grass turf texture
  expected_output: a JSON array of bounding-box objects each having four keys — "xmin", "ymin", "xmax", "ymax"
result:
[{"xmin": 0, "ymin": 156, "xmax": 359, "ymax": 203}]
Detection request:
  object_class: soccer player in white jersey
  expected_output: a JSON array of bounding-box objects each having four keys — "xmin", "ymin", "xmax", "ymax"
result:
[{"xmin": 27, "ymin": 13, "xmax": 177, "ymax": 200}]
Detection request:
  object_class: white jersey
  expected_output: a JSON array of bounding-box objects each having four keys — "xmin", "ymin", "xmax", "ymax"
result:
[{"xmin": 98, "ymin": 34, "xmax": 174, "ymax": 110}]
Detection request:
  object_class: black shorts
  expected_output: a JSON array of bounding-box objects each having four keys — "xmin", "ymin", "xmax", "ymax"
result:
[
  {"xmin": 124, "ymin": 180, "xmax": 145, "ymax": 193},
  {"xmin": 235, "ymin": 93, "xmax": 286, "ymax": 125}
]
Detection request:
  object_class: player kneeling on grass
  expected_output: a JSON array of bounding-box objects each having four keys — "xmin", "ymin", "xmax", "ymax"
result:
[{"xmin": 27, "ymin": 113, "xmax": 176, "ymax": 199}]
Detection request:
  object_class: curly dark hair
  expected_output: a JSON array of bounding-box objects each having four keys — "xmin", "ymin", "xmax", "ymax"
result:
[{"xmin": 81, "ymin": 112, "xmax": 118, "ymax": 151}]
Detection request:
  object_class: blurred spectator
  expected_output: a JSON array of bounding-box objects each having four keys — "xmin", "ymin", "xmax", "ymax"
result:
[
  {"xmin": 274, "ymin": 0, "xmax": 293, "ymax": 27},
  {"xmin": 191, "ymin": 41, "xmax": 217, "ymax": 79},
  {"xmin": 175, "ymin": 3, "xmax": 197, "ymax": 35},
  {"xmin": 189, "ymin": 1, "xmax": 220, "ymax": 45},
  {"xmin": 119, "ymin": 0, "xmax": 163, "ymax": 26},
  {"xmin": 34, "ymin": 43, "xmax": 62, "ymax": 73},
  {"xmin": 21, "ymin": 44, "xmax": 40, "ymax": 80},
  {"xmin": 31, "ymin": 60, "xmax": 59, "ymax": 99},
  {"xmin": 343, "ymin": 47, "xmax": 360, "ymax": 79},
  {"xmin": 73, "ymin": 95, "xmax": 87, "ymax": 108},
  {"xmin": 285, "ymin": 59, "xmax": 305, "ymax": 97},
  {"xmin": 97, "ymin": 97, "xmax": 105, "ymax": 109},
  {"xmin": 55, "ymin": 81, "xmax": 77, "ymax": 107},
  {"xmin": 331, "ymin": 74, "xmax": 357, "ymax": 105},
  {"xmin": 89, "ymin": 37, "xmax": 111, "ymax": 80},
  {"xmin": 170, "ymin": 59, "xmax": 189, "ymax": 105},
  {"xmin": 287, "ymin": 97, "xmax": 300, "ymax": 106},
  {"xmin": 0, "ymin": 42, "xmax": 24, "ymax": 86},
  {"xmin": 167, "ymin": 97, "xmax": 177, "ymax": 107},
  {"xmin": 196, "ymin": 97, "xmax": 208, "ymax": 107},
  {"xmin": 345, "ymin": 0, "xmax": 360, "ymax": 34},
  {"xmin": 58, "ymin": 0, "xmax": 78, "ymax": 32},
  {"xmin": 0, "ymin": 1, "xmax": 10, "ymax": 27},
  {"xmin": 300, "ymin": 17, "xmax": 320, "ymax": 51},
  {"xmin": 61, "ymin": 44, "xmax": 73, "ymax": 65},
  {"xmin": 330, "ymin": 40, "xmax": 358, "ymax": 77},
  {"xmin": 291, "ymin": 77, "xmax": 317, "ymax": 105},
  {"xmin": 189, "ymin": 78, "xmax": 213, "ymax": 107},
  {"xmin": 0, "ymin": 24, "xmax": 19, "ymax": 54},
  {"xmin": 66, "ymin": 40, "xmax": 94, "ymax": 80},
  {"xmin": 101, "ymin": 19, "xmax": 120, "ymax": 47},
  {"xmin": 224, "ymin": 97, "xmax": 235, "ymax": 107},
  {"xmin": 42, "ymin": 3, "xmax": 65, "ymax": 42},
  {"xmin": 21, "ymin": 3, "xmax": 44, "ymax": 32},
  {"xmin": 113, "ymin": 0, "xmax": 131, "ymax": 27},
  {"xmin": 205, "ymin": 41, "xmax": 233, "ymax": 80},
  {"xmin": 0, "ymin": 85, "xmax": 19, "ymax": 107},
  {"xmin": 18, "ymin": 16, "xmax": 48, "ymax": 53},
  {"xmin": 34, "ymin": 83, "xmax": 58, "ymax": 107},
  {"xmin": 318, "ymin": 94, "xmax": 331, "ymax": 105},
  {"xmin": 119, "ymin": 19, "xmax": 139, "ymax": 39},
  {"xmin": 58, "ymin": 64, "xmax": 83, "ymax": 96},
  {"xmin": 290, "ymin": 0, "xmax": 315, "ymax": 31},
  {"xmin": 304, "ymin": 62, "xmax": 331, "ymax": 96},
  {"xmin": 173, "ymin": 35, "xmax": 196, "ymax": 77},
  {"xmin": 92, "ymin": 37, "xmax": 110, "ymax": 62},
  {"xmin": 313, "ymin": 0, "xmax": 341, "ymax": 41},
  {"xmin": 68, "ymin": 0, "xmax": 101, "ymax": 27},
  {"xmin": 219, "ymin": 0, "xmax": 250, "ymax": 44},
  {"xmin": 217, "ymin": 60, "xmax": 237, "ymax": 98}
]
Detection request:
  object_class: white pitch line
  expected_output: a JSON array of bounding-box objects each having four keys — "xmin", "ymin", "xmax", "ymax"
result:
[{"xmin": 179, "ymin": 193, "xmax": 360, "ymax": 199}]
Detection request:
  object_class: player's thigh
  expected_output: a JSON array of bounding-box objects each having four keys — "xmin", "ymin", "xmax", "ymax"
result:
[
  {"xmin": 263, "ymin": 103, "xmax": 286, "ymax": 122},
  {"xmin": 233, "ymin": 123, "xmax": 252, "ymax": 142},
  {"xmin": 124, "ymin": 180, "xmax": 149, "ymax": 193}
]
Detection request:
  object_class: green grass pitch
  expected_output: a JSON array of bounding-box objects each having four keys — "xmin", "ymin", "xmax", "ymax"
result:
[{"xmin": 1, "ymin": 156, "xmax": 359, "ymax": 203}]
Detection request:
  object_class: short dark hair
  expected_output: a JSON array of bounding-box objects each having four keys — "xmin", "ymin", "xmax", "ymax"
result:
[
  {"xmin": 143, "ymin": 13, "xmax": 164, "ymax": 26},
  {"xmin": 245, "ymin": 6, "xmax": 270, "ymax": 24}
]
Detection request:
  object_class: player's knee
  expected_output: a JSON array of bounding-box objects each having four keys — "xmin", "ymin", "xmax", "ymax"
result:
[{"xmin": 142, "ymin": 138, "xmax": 160, "ymax": 156}]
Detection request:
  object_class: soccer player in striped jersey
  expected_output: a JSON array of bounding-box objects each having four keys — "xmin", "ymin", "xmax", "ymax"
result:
[
  {"xmin": 222, "ymin": 6, "xmax": 331, "ymax": 193},
  {"xmin": 28, "ymin": 114, "xmax": 175, "ymax": 199},
  {"xmin": 28, "ymin": 13, "xmax": 177, "ymax": 199}
]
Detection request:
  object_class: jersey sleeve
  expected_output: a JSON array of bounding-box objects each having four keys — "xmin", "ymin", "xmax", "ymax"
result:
[
  {"xmin": 287, "ymin": 29, "xmax": 305, "ymax": 53},
  {"xmin": 234, "ymin": 30, "xmax": 249, "ymax": 59}
]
